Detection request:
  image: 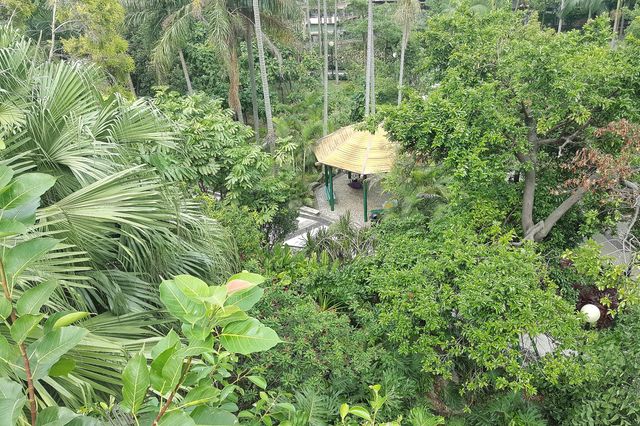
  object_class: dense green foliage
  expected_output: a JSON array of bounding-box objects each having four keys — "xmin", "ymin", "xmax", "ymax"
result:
[{"xmin": 2, "ymin": 0, "xmax": 640, "ymax": 423}]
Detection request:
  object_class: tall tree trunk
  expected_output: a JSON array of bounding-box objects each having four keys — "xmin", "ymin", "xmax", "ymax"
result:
[
  {"xmin": 364, "ymin": 0, "xmax": 373, "ymax": 115},
  {"xmin": 334, "ymin": 0, "xmax": 339, "ymax": 83},
  {"xmin": 227, "ymin": 40, "xmax": 244, "ymax": 122},
  {"xmin": 48, "ymin": 0, "xmax": 57, "ymax": 61},
  {"xmin": 127, "ymin": 73, "xmax": 136, "ymax": 97},
  {"xmin": 557, "ymin": 0, "xmax": 564, "ymax": 33},
  {"xmin": 178, "ymin": 48, "xmax": 194, "ymax": 94},
  {"xmin": 370, "ymin": 20, "xmax": 375, "ymax": 114},
  {"xmin": 317, "ymin": 0, "xmax": 322, "ymax": 55},
  {"xmin": 305, "ymin": 0, "xmax": 311, "ymax": 41},
  {"xmin": 588, "ymin": 5, "xmax": 592, "ymax": 20},
  {"xmin": 612, "ymin": 0, "xmax": 623, "ymax": 46},
  {"xmin": 246, "ymin": 30, "xmax": 260, "ymax": 141},
  {"xmin": 323, "ymin": 0, "xmax": 329, "ymax": 136},
  {"xmin": 397, "ymin": 27, "xmax": 407, "ymax": 105},
  {"xmin": 253, "ymin": 0, "xmax": 275, "ymax": 150}
]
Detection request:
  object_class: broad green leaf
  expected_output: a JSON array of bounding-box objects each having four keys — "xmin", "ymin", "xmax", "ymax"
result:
[
  {"xmin": 0, "ymin": 220, "xmax": 27, "ymax": 238},
  {"xmin": 121, "ymin": 354, "xmax": 150, "ymax": 415},
  {"xmin": 2, "ymin": 198, "xmax": 39, "ymax": 224},
  {"xmin": 181, "ymin": 384, "xmax": 219, "ymax": 408},
  {"xmin": 181, "ymin": 336, "xmax": 214, "ymax": 357},
  {"xmin": 220, "ymin": 318, "xmax": 281, "ymax": 355},
  {"xmin": 48, "ymin": 357, "xmax": 76, "ymax": 377},
  {"xmin": 216, "ymin": 306, "xmax": 249, "ymax": 327},
  {"xmin": 0, "ymin": 378, "xmax": 22, "ymax": 399},
  {"xmin": 0, "ymin": 378, "xmax": 25, "ymax": 426},
  {"xmin": 10, "ymin": 313, "xmax": 43, "ymax": 343},
  {"xmin": 51, "ymin": 312, "xmax": 90, "ymax": 329},
  {"xmin": 150, "ymin": 348, "xmax": 182, "ymax": 395},
  {"xmin": 247, "ymin": 375, "xmax": 267, "ymax": 390},
  {"xmin": 204, "ymin": 285, "xmax": 227, "ymax": 307},
  {"xmin": 226, "ymin": 272, "xmax": 265, "ymax": 287},
  {"xmin": 0, "ymin": 396, "xmax": 25, "ymax": 426},
  {"xmin": 348, "ymin": 406, "xmax": 372, "ymax": 421},
  {"xmin": 0, "ymin": 335, "xmax": 19, "ymax": 370},
  {"xmin": 151, "ymin": 330, "xmax": 180, "ymax": 358},
  {"xmin": 190, "ymin": 407, "xmax": 238, "ymax": 425},
  {"xmin": 157, "ymin": 411, "xmax": 196, "ymax": 426},
  {"xmin": 173, "ymin": 275, "xmax": 210, "ymax": 299},
  {"xmin": 2, "ymin": 238, "xmax": 59, "ymax": 287},
  {"xmin": 16, "ymin": 281, "xmax": 58, "ymax": 316},
  {"xmin": 181, "ymin": 323, "xmax": 210, "ymax": 342},
  {"xmin": 225, "ymin": 286, "xmax": 264, "ymax": 312},
  {"xmin": 340, "ymin": 403, "xmax": 349, "ymax": 420},
  {"xmin": 0, "ymin": 297, "xmax": 11, "ymax": 320},
  {"xmin": 159, "ymin": 279, "xmax": 206, "ymax": 324},
  {"xmin": 0, "ymin": 166, "xmax": 14, "ymax": 189},
  {"xmin": 0, "ymin": 173, "xmax": 56, "ymax": 211},
  {"xmin": 29, "ymin": 326, "xmax": 89, "ymax": 380},
  {"xmin": 43, "ymin": 311, "xmax": 89, "ymax": 332},
  {"xmin": 35, "ymin": 405, "xmax": 79, "ymax": 426}
]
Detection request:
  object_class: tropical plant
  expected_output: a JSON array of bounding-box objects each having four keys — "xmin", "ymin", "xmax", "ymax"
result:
[
  {"xmin": 118, "ymin": 272, "xmax": 281, "ymax": 425},
  {"xmin": 0, "ymin": 166, "xmax": 95, "ymax": 426},
  {"xmin": 124, "ymin": 0, "xmax": 299, "ymax": 124},
  {"xmin": 0, "ymin": 24, "xmax": 236, "ymax": 315},
  {"xmin": 339, "ymin": 385, "xmax": 402, "ymax": 425}
]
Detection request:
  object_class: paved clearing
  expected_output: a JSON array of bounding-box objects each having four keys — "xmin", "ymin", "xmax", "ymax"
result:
[{"xmin": 314, "ymin": 172, "xmax": 388, "ymax": 228}]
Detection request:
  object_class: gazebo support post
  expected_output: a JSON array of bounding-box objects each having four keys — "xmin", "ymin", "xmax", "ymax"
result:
[
  {"xmin": 329, "ymin": 166, "xmax": 335, "ymax": 211},
  {"xmin": 363, "ymin": 178, "xmax": 368, "ymax": 222}
]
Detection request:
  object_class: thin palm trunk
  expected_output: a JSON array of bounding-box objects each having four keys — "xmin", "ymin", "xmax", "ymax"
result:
[
  {"xmin": 253, "ymin": 0, "xmax": 275, "ymax": 150},
  {"xmin": 612, "ymin": 0, "xmax": 623, "ymax": 46},
  {"xmin": 127, "ymin": 73, "xmax": 136, "ymax": 96},
  {"xmin": 246, "ymin": 30, "xmax": 260, "ymax": 141},
  {"xmin": 48, "ymin": 0, "xmax": 57, "ymax": 61},
  {"xmin": 364, "ymin": 0, "xmax": 373, "ymax": 115},
  {"xmin": 588, "ymin": 5, "xmax": 592, "ymax": 19},
  {"xmin": 227, "ymin": 40, "xmax": 244, "ymax": 122},
  {"xmin": 178, "ymin": 48, "xmax": 194, "ymax": 94},
  {"xmin": 557, "ymin": 0, "xmax": 564, "ymax": 33},
  {"xmin": 334, "ymin": 0, "xmax": 339, "ymax": 83},
  {"xmin": 323, "ymin": 0, "xmax": 329, "ymax": 136},
  {"xmin": 369, "ymin": 6, "xmax": 375, "ymax": 115},
  {"xmin": 305, "ymin": 0, "xmax": 311, "ymax": 41},
  {"xmin": 317, "ymin": 0, "xmax": 322, "ymax": 55},
  {"xmin": 397, "ymin": 29, "xmax": 407, "ymax": 105}
]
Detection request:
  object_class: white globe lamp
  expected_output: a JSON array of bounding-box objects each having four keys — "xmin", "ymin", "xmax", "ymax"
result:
[{"xmin": 580, "ymin": 304, "xmax": 601, "ymax": 324}]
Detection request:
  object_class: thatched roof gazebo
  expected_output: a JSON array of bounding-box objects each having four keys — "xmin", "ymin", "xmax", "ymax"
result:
[{"xmin": 313, "ymin": 125, "xmax": 397, "ymax": 222}]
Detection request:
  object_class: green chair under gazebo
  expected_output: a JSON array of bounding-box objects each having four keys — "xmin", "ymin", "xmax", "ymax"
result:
[{"xmin": 313, "ymin": 125, "xmax": 397, "ymax": 222}]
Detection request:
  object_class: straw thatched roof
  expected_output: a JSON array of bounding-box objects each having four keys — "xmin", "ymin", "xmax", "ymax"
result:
[{"xmin": 312, "ymin": 125, "xmax": 397, "ymax": 175}]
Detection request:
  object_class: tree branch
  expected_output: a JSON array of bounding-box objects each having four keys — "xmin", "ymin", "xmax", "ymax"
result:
[
  {"xmin": 0, "ymin": 260, "xmax": 37, "ymax": 426},
  {"xmin": 526, "ymin": 186, "xmax": 588, "ymax": 241},
  {"xmin": 151, "ymin": 357, "xmax": 192, "ymax": 426}
]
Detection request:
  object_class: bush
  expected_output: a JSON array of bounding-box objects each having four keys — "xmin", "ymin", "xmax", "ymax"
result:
[{"xmin": 541, "ymin": 308, "xmax": 640, "ymax": 425}]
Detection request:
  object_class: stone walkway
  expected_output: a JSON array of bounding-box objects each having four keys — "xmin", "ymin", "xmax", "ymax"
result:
[
  {"xmin": 314, "ymin": 172, "xmax": 387, "ymax": 227},
  {"xmin": 283, "ymin": 172, "xmax": 389, "ymax": 248}
]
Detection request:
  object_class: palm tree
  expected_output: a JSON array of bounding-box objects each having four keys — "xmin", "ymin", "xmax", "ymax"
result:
[
  {"xmin": 253, "ymin": 0, "xmax": 276, "ymax": 149},
  {"xmin": 125, "ymin": 0, "xmax": 298, "ymax": 122},
  {"xmin": 0, "ymin": 22, "xmax": 237, "ymax": 411},
  {"xmin": 245, "ymin": 29, "xmax": 261, "ymax": 139},
  {"xmin": 322, "ymin": 0, "xmax": 329, "ymax": 136},
  {"xmin": 395, "ymin": 0, "xmax": 420, "ymax": 105}
]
